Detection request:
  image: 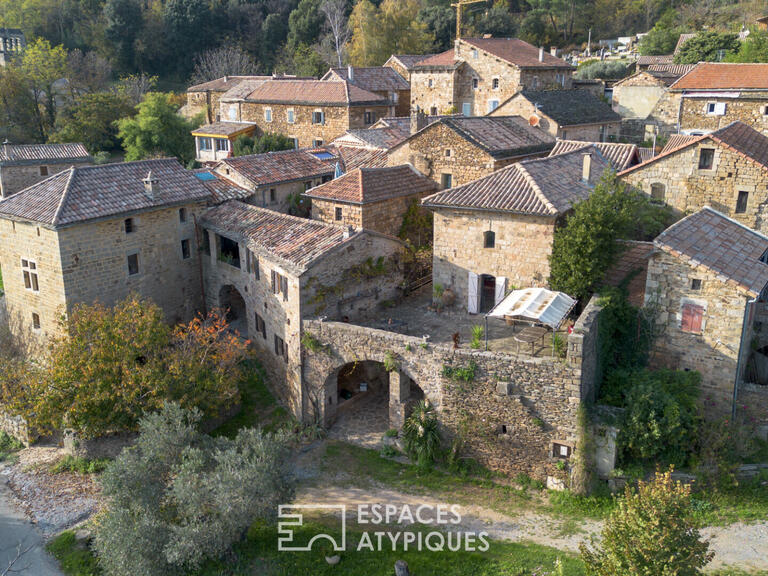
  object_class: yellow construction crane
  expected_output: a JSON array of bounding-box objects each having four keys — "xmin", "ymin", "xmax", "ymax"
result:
[{"xmin": 451, "ymin": 0, "xmax": 485, "ymax": 40}]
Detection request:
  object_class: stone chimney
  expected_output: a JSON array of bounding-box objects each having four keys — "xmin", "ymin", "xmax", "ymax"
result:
[
  {"xmin": 343, "ymin": 225, "xmax": 355, "ymax": 239},
  {"xmin": 348, "ymin": 65, "xmax": 354, "ymax": 83},
  {"xmin": 142, "ymin": 170, "xmax": 158, "ymax": 199},
  {"xmin": 550, "ymin": 46, "xmax": 558, "ymax": 57},
  {"xmin": 582, "ymin": 152, "xmax": 592, "ymax": 182},
  {"xmin": 223, "ymin": 75, "xmax": 228, "ymax": 83},
  {"xmin": 410, "ymin": 107, "xmax": 427, "ymax": 135},
  {"xmin": 539, "ymin": 46, "xmax": 544, "ymax": 62}
]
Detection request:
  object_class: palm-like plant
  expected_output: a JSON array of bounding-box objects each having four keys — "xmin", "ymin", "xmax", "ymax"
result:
[{"xmin": 402, "ymin": 400, "xmax": 441, "ymax": 469}]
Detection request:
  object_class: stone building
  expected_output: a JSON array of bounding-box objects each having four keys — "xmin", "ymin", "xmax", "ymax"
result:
[
  {"xmin": 218, "ymin": 80, "xmax": 394, "ymax": 149},
  {"xmin": 645, "ymin": 207, "xmax": 768, "ymax": 417},
  {"xmin": 422, "ymin": 146, "xmax": 611, "ymax": 311},
  {"xmin": 383, "ymin": 54, "xmax": 435, "ymax": 82},
  {"xmin": 670, "ymin": 63, "xmax": 768, "ymax": 135},
  {"xmin": 388, "ymin": 114, "xmax": 555, "ymax": 189},
  {"xmin": 191, "ymin": 122, "xmax": 257, "ymax": 163},
  {"xmin": 611, "ymin": 66, "xmax": 693, "ymax": 141},
  {"xmin": 199, "ymin": 200, "xmax": 406, "ymax": 414},
  {"xmin": 0, "ymin": 159, "xmax": 211, "ymax": 341},
  {"xmin": 635, "ymin": 54, "xmax": 674, "ymax": 71},
  {"xmin": 212, "ymin": 148, "xmax": 335, "ymax": 214},
  {"xmin": 548, "ymin": 140, "xmax": 641, "ymax": 171},
  {"xmin": 304, "ymin": 164, "xmax": 437, "ymax": 237},
  {"xmin": 410, "ymin": 37, "xmax": 573, "ymax": 117},
  {"xmin": 619, "ymin": 122, "xmax": 768, "ymax": 234},
  {"xmin": 0, "ymin": 143, "xmax": 91, "ymax": 198},
  {"xmin": 322, "ymin": 66, "xmax": 411, "ymax": 117},
  {"xmin": 0, "ymin": 28, "xmax": 25, "ymax": 66},
  {"xmin": 489, "ymin": 90, "xmax": 621, "ymax": 141}
]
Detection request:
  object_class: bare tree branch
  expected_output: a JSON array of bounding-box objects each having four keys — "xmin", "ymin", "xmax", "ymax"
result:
[
  {"xmin": 1, "ymin": 541, "xmax": 36, "ymax": 576},
  {"xmin": 321, "ymin": 0, "xmax": 351, "ymax": 68},
  {"xmin": 190, "ymin": 46, "xmax": 257, "ymax": 85}
]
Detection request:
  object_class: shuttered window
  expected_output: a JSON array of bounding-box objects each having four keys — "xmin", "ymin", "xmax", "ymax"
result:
[{"xmin": 681, "ymin": 303, "xmax": 704, "ymax": 334}]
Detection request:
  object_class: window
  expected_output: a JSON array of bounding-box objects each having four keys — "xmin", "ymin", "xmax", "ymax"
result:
[
  {"xmin": 287, "ymin": 109, "xmax": 295, "ymax": 124},
  {"xmin": 228, "ymin": 105, "xmax": 237, "ymax": 121},
  {"xmin": 199, "ymin": 137, "xmax": 212, "ymax": 151},
  {"xmin": 471, "ymin": 48, "xmax": 478, "ymax": 59},
  {"xmin": 215, "ymin": 139, "xmax": 229, "ymax": 152},
  {"xmin": 736, "ymin": 190, "xmax": 749, "ymax": 213},
  {"xmin": 706, "ymin": 101, "xmax": 726, "ymax": 116},
  {"xmin": 487, "ymin": 100, "xmax": 499, "ymax": 113},
  {"xmin": 462, "ymin": 102, "xmax": 472, "ymax": 116},
  {"xmin": 271, "ymin": 270, "xmax": 288, "ymax": 300},
  {"xmin": 127, "ymin": 253, "xmax": 139, "ymax": 276},
  {"xmin": 428, "ymin": 78, "xmax": 433, "ymax": 88},
  {"xmin": 254, "ymin": 312, "xmax": 266, "ymax": 339},
  {"xmin": 269, "ymin": 188, "xmax": 276, "ymax": 203},
  {"xmin": 39, "ymin": 166, "xmax": 48, "ymax": 176},
  {"xmin": 364, "ymin": 111, "xmax": 374, "ymax": 124},
  {"xmin": 650, "ymin": 183, "xmax": 665, "ymax": 203},
  {"xmin": 430, "ymin": 106, "xmax": 437, "ymax": 116},
  {"xmin": 531, "ymin": 76, "xmax": 539, "ymax": 89},
  {"xmin": 444, "ymin": 148, "xmax": 452, "ymax": 158},
  {"xmin": 472, "ymin": 78, "xmax": 478, "ymax": 90},
  {"xmin": 441, "ymin": 173, "xmax": 452, "ymax": 189},
  {"xmin": 218, "ymin": 235, "xmax": 241, "ymax": 268},
  {"xmin": 202, "ymin": 230, "xmax": 210, "ymax": 255},
  {"xmin": 179, "ymin": 208, "xmax": 187, "ymax": 223},
  {"xmin": 552, "ymin": 443, "xmax": 572, "ymax": 459},
  {"xmin": 181, "ymin": 239, "xmax": 191, "ymax": 260},
  {"xmin": 31, "ymin": 312, "xmax": 40, "ymax": 330},
  {"xmin": 21, "ymin": 259, "xmax": 38, "ymax": 291},
  {"xmin": 312, "ymin": 110, "xmax": 324, "ymax": 124},
  {"xmin": 291, "ymin": 137, "xmax": 299, "ymax": 149},
  {"xmin": 691, "ymin": 278, "xmax": 702, "ymax": 291},
  {"xmin": 681, "ymin": 302, "xmax": 704, "ymax": 334},
  {"xmin": 335, "ymin": 206, "xmax": 343, "ymax": 221},
  {"xmin": 312, "ymin": 139, "xmax": 323, "ymax": 147},
  {"xmin": 698, "ymin": 148, "xmax": 715, "ymax": 170},
  {"xmin": 274, "ymin": 335, "xmax": 288, "ymax": 362},
  {"xmin": 303, "ymin": 181, "xmax": 313, "ymax": 191},
  {"xmin": 483, "ymin": 230, "xmax": 495, "ymax": 249},
  {"xmin": 248, "ymin": 251, "xmax": 259, "ymax": 279},
  {"xmin": 492, "ymin": 78, "xmax": 499, "ymax": 90},
  {"xmin": 264, "ymin": 108, "xmax": 272, "ymax": 122},
  {"xmin": 124, "ymin": 218, "xmax": 135, "ymax": 233}
]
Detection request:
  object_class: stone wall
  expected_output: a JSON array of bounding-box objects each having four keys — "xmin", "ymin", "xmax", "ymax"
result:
[
  {"xmin": 0, "ymin": 411, "xmax": 30, "ymax": 446},
  {"xmin": 0, "ymin": 161, "xmax": 91, "ymax": 199},
  {"xmin": 612, "ymin": 74, "xmax": 668, "ymax": 119},
  {"xmin": 301, "ymin": 296, "xmax": 601, "ymax": 478},
  {"xmin": 646, "ymin": 250, "xmax": 749, "ymax": 413},
  {"xmin": 738, "ymin": 383, "xmax": 768, "ymax": 429},
  {"xmin": 432, "ymin": 208, "xmax": 556, "ymax": 308},
  {"xmin": 311, "ymin": 193, "xmax": 427, "ymax": 239},
  {"xmin": 233, "ymin": 101, "xmax": 392, "ymax": 148},
  {"xmin": 679, "ymin": 94, "xmax": 768, "ymax": 135},
  {"xmin": 621, "ymin": 141, "xmax": 768, "ymax": 234},
  {"xmin": 410, "ymin": 70, "xmax": 458, "ymax": 115}
]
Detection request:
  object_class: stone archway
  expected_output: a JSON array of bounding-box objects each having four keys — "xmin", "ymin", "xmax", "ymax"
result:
[{"xmin": 219, "ymin": 285, "xmax": 247, "ymax": 337}]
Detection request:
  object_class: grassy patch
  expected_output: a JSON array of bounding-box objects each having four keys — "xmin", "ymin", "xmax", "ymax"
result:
[
  {"xmin": 692, "ymin": 472, "xmax": 768, "ymax": 526},
  {"xmin": 46, "ymin": 531, "xmax": 100, "ymax": 576},
  {"xmin": 212, "ymin": 360, "xmax": 289, "ymax": 438},
  {"xmin": 49, "ymin": 455, "xmax": 110, "ymax": 475},
  {"xmin": 546, "ymin": 486, "xmax": 616, "ymax": 519},
  {"xmin": 0, "ymin": 431, "xmax": 23, "ymax": 463}
]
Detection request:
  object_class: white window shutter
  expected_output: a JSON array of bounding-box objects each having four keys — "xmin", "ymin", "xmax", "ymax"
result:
[
  {"xmin": 495, "ymin": 277, "xmax": 507, "ymax": 306},
  {"xmin": 715, "ymin": 102, "xmax": 726, "ymax": 115},
  {"xmin": 467, "ymin": 271, "xmax": 479, "ymax": 314}
]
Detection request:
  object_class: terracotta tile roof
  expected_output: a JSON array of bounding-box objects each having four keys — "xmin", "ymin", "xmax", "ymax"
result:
[
  {"xmin": 461, "ymin": 37, "xmax": 573, "ymax": 69},
  {"xmin": 549, "ymin": 140, "xmax": 640, "ymax": 171},
  {"xmin": 620, "ymin": 122, "xmax": 768, "ymax": 176},
  {"xmin": 654, "ymin": 207, "xmax": 768, "ymax": 296},
  {"xmin": 322, "ymin": 67, "xmax": 409, "ymax": 92},
  {"xmin": 602, "ymin": 240, "xmax": 654, "ymax": 307},
  {"xmin": 334, "ymin": 146, "xmax": 389, "ymax": 171},
  {"xmin": 637, "ymin": 147, "xmax": 655, "ymax": 162},
  {"xmin": 239, "ymin": 80, "xmax": 388, "ymax": 106},
  {"xmin": 674, "ymin": 33, "xmax": 696, "ymax": 55},
  {"xmin": 193, "ymin": 170, "xmax": 252, "ymax": 203},
  {"xmin": 0, "ymin": 159, "xmax": 210, "ymax": 228},
  {"xmin": 434, "ymin": 116, "xmax": 555, "ymax": 159},
  {"xmin": 647, "ymin": 63, "xmax": 696, "ymax": 77},
  {"xmin": 0, "ymin": 143, "xmax": 91, "ymax": 165},
  {"xmin": 637, "ymin": 55, "xmax": 674, "ymax": 66},
  {"xmin": 519, "ymin": 90, "xmax": 622, "ymax": 127},
  {"xmin": 422, "ymin": 146, "xmax": 611, "ymax": 215},
  {"xmin": 191, "ymin": 122, "xmax": 257, "ymax": 137},
  {"xmin": 304, "ymin": 165, "xmax": 437, "ymax": 205},
  {"xmin": 216, "ymin": 149, "xmax": 334, "ymax": 187},
  {"xmin": 333, "ymin": 125, "xmax": 409, "ymax": 150},
  {"xmin": 387, "ymin": 54, "xmax": 435, "ymax": 70},
  {"xmin": 187, "ymin": 75, "xmax": 270, "ymax": 93},
  {"xmin": 669, "ymin": 62, "xmax": 768, "ymax": 90},
  {"xmin": 200, "ymin": 200, "xmax": 351, "ymax": 272},
  {"xmin": 413, "ymin": 49, "xmax": 459, "ymax": 69}
]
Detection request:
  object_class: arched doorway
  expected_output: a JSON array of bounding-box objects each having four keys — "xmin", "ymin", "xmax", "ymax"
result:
[{"xmin": 219, "ymin": 285, "xmax": 247, "ymax": 337}]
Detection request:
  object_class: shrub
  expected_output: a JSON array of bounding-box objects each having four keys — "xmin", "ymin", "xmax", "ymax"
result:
[
  {"xmin": 553, "ymin": 333, "xmax": 567, "ymax": 359},
  {"xmin": 301, "ymin": 331, "xmax": 324, "ymax": 353},
  {"xmin": 383, "ymin": 351, "xmax": 399, "ymax": 373},
  {"xmin": 470, "ymin": 325, "xmax": 484, "ymax": 349},
  {"xmin": 441, "ymin": 361, "xmax": 477, "ymax": 383},
  {"xmin": 402, "ymin": 400, "xmax": 441, "ymax": 469},
  {"xmin": 574, "ymin": 60, "xmax": 631, "ymax": 80},
  {"xmin": 580, "ymin": 468, "xmax": 713, "ymax": 575},
  {"xmin": 94, "ymin": 403, "xmax": 293, "ymax": 576},
  {"xmin": 50, "ymin": 455, "xmax": 110, "ymax": 475},
  {"xmin": 0, "ymin": 431, "xmax": 24, "ymax": 462}
]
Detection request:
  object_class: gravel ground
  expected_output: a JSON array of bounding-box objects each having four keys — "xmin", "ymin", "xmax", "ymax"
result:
[{"xmin": 1, "ymin": 446, "xmax": 100, "ymax": 535}]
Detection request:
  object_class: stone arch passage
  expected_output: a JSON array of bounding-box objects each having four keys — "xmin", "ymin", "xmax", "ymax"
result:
[{"xmin": 219, "ymin": 284, "xmax": 247, "ymax": 338}]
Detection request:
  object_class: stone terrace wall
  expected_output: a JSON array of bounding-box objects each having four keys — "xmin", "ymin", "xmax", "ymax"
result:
[
  {"xmin": 0, "ymin": 411, "xmax": 30, "ymax": 446},
  {"xmin": 302, "ymin": 298, "xmax": 601, "ymax": 478}
]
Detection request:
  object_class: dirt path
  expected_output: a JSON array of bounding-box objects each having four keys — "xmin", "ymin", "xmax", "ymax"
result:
[{"xmin": 295, "ymin": 485, "xmax": 768, "ymax": 572}]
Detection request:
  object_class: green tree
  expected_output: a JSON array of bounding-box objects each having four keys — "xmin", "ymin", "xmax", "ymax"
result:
[
  {"xmin": 287, "ymin": 0, "xmax": 325, "ymax": 49},
  {"xmin": 233, "ymin": 133, "xmax": 296, "ymax": 157},
  {"xmin": 418, "ymin": 5, "xmax": 455, "ymax": 52},
  {"xmin": 164, "ymin": 0, "xmax": 211, "ymax": 77},
  {"xmin": 575, "ymin": 60, "xmax": 631, "ymax": 80},
  {"xmin": 471, "ymin": 3, "xmax": 517, "ymax": 38},
  {"xmin": 261, "ymin": 13, "xmax": 288, "ymax": 71},
  {"xmin": 675, "ymin": 31, "xmax": 741, "ymax": 64},
  {"xmin": 94, "ymin": 403, "xmax": 294, "ymax": 576},
  {"xmin": 21, "ymin": 38, "xmax": 69, "ymax": 139},
  {"xmin": 103, "ymin": 0, "xmax": 143, "ymax": 73},
  {"xmin": 52, "ymin": 92, "xmax": 133, "ymax": 152},
  {"xmin": 0, "ymin": 63, "xmax": 42, "ymax": 142},
  {"xmin": 117, "ymin": 92, "xmax": 198, "ymax": 165},
  {"xmin": 519, "ymin": 9, "xmax": 550, "ymax": 47},
  {"xmin": 727, "ymin": 28, "xmax": 768, "ymax": 63},
  {"xmin": 581, "ymin": 468, "xmax": 713, "ymax": 575},
  {"xmin": 639, "ymin": 10, "xmax": 681, "ymax": 56}
]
